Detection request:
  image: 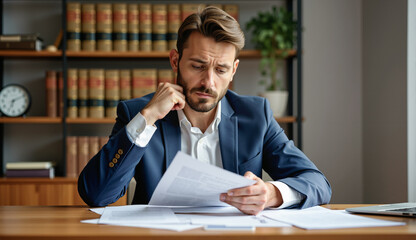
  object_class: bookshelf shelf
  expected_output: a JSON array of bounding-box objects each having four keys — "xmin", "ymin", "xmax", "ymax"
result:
[
  {"xmin": 66, "ymin": 49, "xmax": 297, "ymax": 59},
  {"xmin": 0, "ymin": 49, "xmax": 297, "ymax": 59},
  {"xmin": 0, "ymin": 117, "xmax": 62, "ymax": 124},
  {"xmin": 275, "ymin": 116, "xmax": 298, "ymax": 123},
  {"xmin": 65, "ymin": 116, "xmax": 299, "ymax": 124},
  {"xmin": 66, "ymin": 118, "xmax": 115, "ymax": 124},
  {"xmin": 0, "ymin": 50, "xmax": 61, "ymax": 58},
  {"xmin": 0, "ymin": 177, "xmax": 77, "ymax": 184}
]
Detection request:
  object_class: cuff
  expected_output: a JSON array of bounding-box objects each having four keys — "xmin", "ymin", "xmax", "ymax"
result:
[
  {"xmin": 126, "ymin": 112, "xmax": 157, "ymax": 147},
  {"xmin": 269, "ymin": 181, "xmax": 304, "ymax": 209}
]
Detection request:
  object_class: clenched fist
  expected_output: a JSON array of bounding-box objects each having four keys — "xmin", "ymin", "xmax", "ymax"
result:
[{"xmin": 141, "ymin": 82, "xmax": 186, "ymax": 126}]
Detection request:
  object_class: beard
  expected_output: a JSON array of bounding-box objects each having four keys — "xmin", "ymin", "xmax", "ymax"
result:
[{"xmin": 176, "ymin": 66, "xmax": 228, "ymax": 113}]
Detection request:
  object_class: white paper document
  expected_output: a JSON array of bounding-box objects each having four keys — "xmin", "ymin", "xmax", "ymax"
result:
[
  {"xmin": 263, "ymin": 206, "xmax": 406, "ymax": 230},
  {"xmin": 179, "ymin": 214, "xmax": 291, "ymax": 228},
  {"xmin": 87, "ymin": 205, "xmax": 202, "ymax": 232},
  {"xmin": 98, "ymin": 205, "xmax": 179, "ymax": 224},
  {"xmin": 149, "ymin": 151, "xmax": 256, "ymax": 206},
  {"xmin": 172, "ymin": 206, "xmax": 242, "ymax": 214}
]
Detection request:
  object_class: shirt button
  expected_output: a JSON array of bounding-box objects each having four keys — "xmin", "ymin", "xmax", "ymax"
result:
[
  {"xmin": 115, "ymin": 154, "xmax": 120, "ymax": 159},
  {"xmin": 112, "ymin": 158, "xmax": 118, "ymax": 164},
  {"xmin": 118, "ymin": 149, "xmax": 123, "ymax": 155},
  {"xmin": 109, "ymin": 162, "xmax": 114, "ymax": 168}
]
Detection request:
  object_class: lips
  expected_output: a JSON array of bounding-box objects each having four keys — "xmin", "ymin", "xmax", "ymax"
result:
[{"xmin": 196, "ymin": 92, "xmax": 213, "ymax": 98}]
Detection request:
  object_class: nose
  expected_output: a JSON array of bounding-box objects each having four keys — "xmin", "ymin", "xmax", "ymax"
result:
[{"xmin": 201, "ymin": 68, "xmax": 215, "ymax": 88}]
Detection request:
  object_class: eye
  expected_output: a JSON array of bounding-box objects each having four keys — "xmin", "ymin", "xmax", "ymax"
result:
[
  {"xmin": 192, "ymin": 65, "xmax": 203, "ymax": 70},
  {"xmin": 216, "ymin": 68, "xmax": 227, "ymax": 74}
]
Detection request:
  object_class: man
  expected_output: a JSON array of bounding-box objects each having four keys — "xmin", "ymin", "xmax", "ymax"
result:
[{"xmin": 78, "ymin": 6, "xmax": 331, "ymax": 215}]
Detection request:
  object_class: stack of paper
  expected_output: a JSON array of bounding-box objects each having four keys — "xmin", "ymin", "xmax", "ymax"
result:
[{"xmin": 81, "ymin": 152, "xmax": 406, "ymax": 231}]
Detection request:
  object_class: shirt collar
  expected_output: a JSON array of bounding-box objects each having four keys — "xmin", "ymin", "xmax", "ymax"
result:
[{"xmin": 177, "ymin": 101, "xmax": 222, "ymax": 134}]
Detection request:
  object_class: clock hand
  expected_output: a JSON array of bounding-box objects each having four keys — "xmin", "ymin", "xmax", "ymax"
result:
[{"xmin": 11, "ymin": 96, "xmax": 24, "ymax": 102}]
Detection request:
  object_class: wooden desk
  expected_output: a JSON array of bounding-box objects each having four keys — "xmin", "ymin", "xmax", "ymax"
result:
[{"xmin": 0, "ymin": 204, "xmax": 415, "ymax": 240}]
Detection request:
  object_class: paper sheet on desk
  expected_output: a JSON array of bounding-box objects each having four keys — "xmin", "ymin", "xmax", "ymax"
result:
[
  {"xmin": 149, "ymin": 151, "xmax": 256, "ymax": 206},
  {"xmin": 98, "ymin": 205, "xmax": 179, "ymax": 224},
  {"xmin": 263, "ymin": 206, "xmax": 406, "ymax": 229}
]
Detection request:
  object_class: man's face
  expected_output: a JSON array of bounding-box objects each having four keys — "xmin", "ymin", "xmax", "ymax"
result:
[{"xmin": 175, "ymin": 32, "xmax": 239, "ymax": 113}]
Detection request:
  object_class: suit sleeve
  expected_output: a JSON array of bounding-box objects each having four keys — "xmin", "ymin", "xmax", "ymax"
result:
[
  {"xmin": 78, "ymin": 101, "xmax": 147, "ymax": 207},
  {"xmin": 261, "ymin": 99, "xmax": 332, "ymax": 208}
]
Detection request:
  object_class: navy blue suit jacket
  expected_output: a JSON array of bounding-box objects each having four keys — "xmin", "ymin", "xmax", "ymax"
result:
[{"xmin": 78, "ymin": 90, "xmax": 331, "ymax": 208}]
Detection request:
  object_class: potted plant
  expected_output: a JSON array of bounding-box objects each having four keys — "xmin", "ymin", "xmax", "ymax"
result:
[{"xmin": 246, "ymin": 6, "xmax": 296, "ymax": 117}]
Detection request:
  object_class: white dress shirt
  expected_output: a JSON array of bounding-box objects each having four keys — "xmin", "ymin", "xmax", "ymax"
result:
[{"xmin": 126, "ymin": 101, "xmax": 303, "ymax": 209}]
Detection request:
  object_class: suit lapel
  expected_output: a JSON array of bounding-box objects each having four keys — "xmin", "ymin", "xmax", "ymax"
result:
[
  {"xmin": 160, "ymin": 110, "xmax": 181, "ymax": 169},
  {"xmin": 219, "ymin": 96, "xmax": 239, "ymax": 174}
]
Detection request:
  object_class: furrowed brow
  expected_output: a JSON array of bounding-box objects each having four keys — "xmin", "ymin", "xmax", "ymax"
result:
[
  {"xmin": 218, "ymin": 63, "xmax": 231, "ymax": 69},
  {"xmin": 189, "ymin": 58, "xmax": 207, "ymax": 64}
]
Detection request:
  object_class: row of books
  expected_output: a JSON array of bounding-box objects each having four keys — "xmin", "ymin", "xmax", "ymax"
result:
[
  {"xmin": 5, "ymin": 161, "xmax": 54, "ymax": 178},
  {"xmin": 46, "ymin": 68, "xmax": 175, "ymax": 119},
  {"xmin": 67, "ymin": 68, "xmax": 175, "ymax": 118},
  {"xmin": 67, "ymin": 2, "xmax": 238, "ymax": 52},
  {"xmin": 66, "ymin": 136, "xmax": 108, "ymax": 178}
]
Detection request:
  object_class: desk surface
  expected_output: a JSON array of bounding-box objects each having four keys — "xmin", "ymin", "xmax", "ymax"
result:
[{"xmin": 0, "ymin": 204, "xmax": 415, "ymax": 240}]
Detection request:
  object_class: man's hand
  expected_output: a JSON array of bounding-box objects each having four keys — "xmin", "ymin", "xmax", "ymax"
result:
[
  {"xmin": 141, "ymin": 82, "xmax": 185, "ymax": 126},
  {"xmin": 220, "ymin": 171, "xmax": 283, "ymax": 215}
]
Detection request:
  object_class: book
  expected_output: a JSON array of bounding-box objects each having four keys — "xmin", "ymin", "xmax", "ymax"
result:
[
  {"xmin": 127, "ymin": 3, "xmax": 139, "ymax": 51},
  {"xmin": 0, "ymin": 33, "xmax": 40, "ymax": 42},
  {"xmin": 81, "ymin": 3, "xmax": 96, "ymax": 51},
  {"xmin": 66, "ymin": 136, "xmax": 78, "ymax": 178},
  {"xmin": 0, "ymin": 40, "xmax": 42, "ymax": 51},
  {"xmin": 88, "ymin": 136, "xmax": 100, "ymax": 160},
  {"xmin": 67, "ymin": 2, "xmax": 81, "ymax": 51},
  {"xmin": 152, "ymin": 4, "xmax": 168, "ymax": 52},
  {"xmin": 105, "ymin": 69, "xmax": 120, "ymax": 118},
  {"xmin": 209, "ymin": 4, "xmax": 223, "ymax": 9},
  {"xmin": 67, "ymin": 68, "xmax": 78, "ymax": 118},
  {"xmin": 97, "ymin": 3, "xmax": 112, "ymax": 52},
  {"xmin": 45, "ymin": 70, "xmax": 58, "ymax": 117},
  {"xmin": 113, "ymin": 3, "xmax": 128, "ymax": 52},
  {"xmin": 6, "ymin": 161, "xmax": 53, "ymax": 170},
  {"xmin": 57, "ymin": 71, "xmax": 64, "ymax": 117},
  {"xmin": 157, "ymin": 69, "xmax": 175, "ymax": 84},
  {"xmin": 77, "ymin": 136, "xmax": 89, "ymax": 175},
  {"xmin": 99, "ymin": 136, "xmax": 108, "ymax": 149},
  {"xmin": 88, "ymin": 69, "xmax": 105, "ymax": 118},
  {"xmin": 5, "ymin": 168, "xmax": 55, "ymax": 178},
  {"xmin": 119, "ymin": 69, "xmax": 131, "ymax": 101},
  {"xmin": 167, "ymin": 4, "xmax": 180, "ymax": 51},
  {"xmin": 181, "ymin": 4, "xmax": 206, "ymax": 21},
  {"xmin": 139, "ymin": 4, "xmax": 152, "ymax": 52},
  {"xmin": 223, "ymin": 5, "xmax": 239, "ymax": 22},
  {"xmin": 78, "ymin": 69, "xmax": 89, "ymax": 118},
  {"xmin": 132, "ymin": 69, "xmax": 157, "ymax": 98}
]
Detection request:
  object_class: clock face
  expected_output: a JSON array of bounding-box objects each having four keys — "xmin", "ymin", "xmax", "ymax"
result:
[{"xmin": 0, "ymin": 84, "xmax": 31, "ymax": 117}]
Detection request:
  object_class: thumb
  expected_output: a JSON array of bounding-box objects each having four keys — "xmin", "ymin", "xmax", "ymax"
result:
[{"xmin": 244, "ymin": 171, "xmax": 260, "ymax": 181}]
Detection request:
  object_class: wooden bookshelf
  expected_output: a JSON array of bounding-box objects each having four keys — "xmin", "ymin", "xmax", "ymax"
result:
[
  {"xmin": 0, "ymin": 177, "xmax": 127, "ymax": 206},
  {"xmin": 66, "ymin": 118, "xmax": 115, "ymax": 124},
  {"xmin": 275, "ymin": 116, "xmax": 298, "ymax": 123},
  {"xmin": 66, "ymin": 116, "xmax": 299, "ymax": 124},
  {"xmin": 0, "ymin": 49, "xmax": 296, "ymax": 59},
  {"xmin": 0, "ymin": 117, "xmax": 61, "ymax": 124},
  {"xmin": 64, "ymin": 49, "xmax": 297, "ymax": 59},
  {"xmin": 0, "ymin": 50, "xmax": 61, "ymax": 58}
]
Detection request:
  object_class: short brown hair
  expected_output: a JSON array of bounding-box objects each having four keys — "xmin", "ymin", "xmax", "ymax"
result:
[{"xmin": 176, "ymin": 6, "xmax": 245, "ymax": 59}]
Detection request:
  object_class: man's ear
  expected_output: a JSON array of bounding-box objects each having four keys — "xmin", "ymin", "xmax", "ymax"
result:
[
  {"xmin": 169, "ymin": 49, "xmax": 179, "ymax": 73},
  {"xmin": 231, "ymin": 59, "xmax": 240, "ymax": 81}
]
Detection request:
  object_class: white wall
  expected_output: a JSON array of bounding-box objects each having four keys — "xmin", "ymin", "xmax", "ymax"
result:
[
  {"xmin": 362, "ymin": 0, "xmax": 408, "ymax": 203},
  {"xmin": 303, "ymin": 0, "xmax": 363, "ymax": 203}
]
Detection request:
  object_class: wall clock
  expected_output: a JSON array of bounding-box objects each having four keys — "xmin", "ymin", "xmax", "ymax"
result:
[{"xmin": 0, "ymin": 84, "xmax": 31, "ymax": 117}]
